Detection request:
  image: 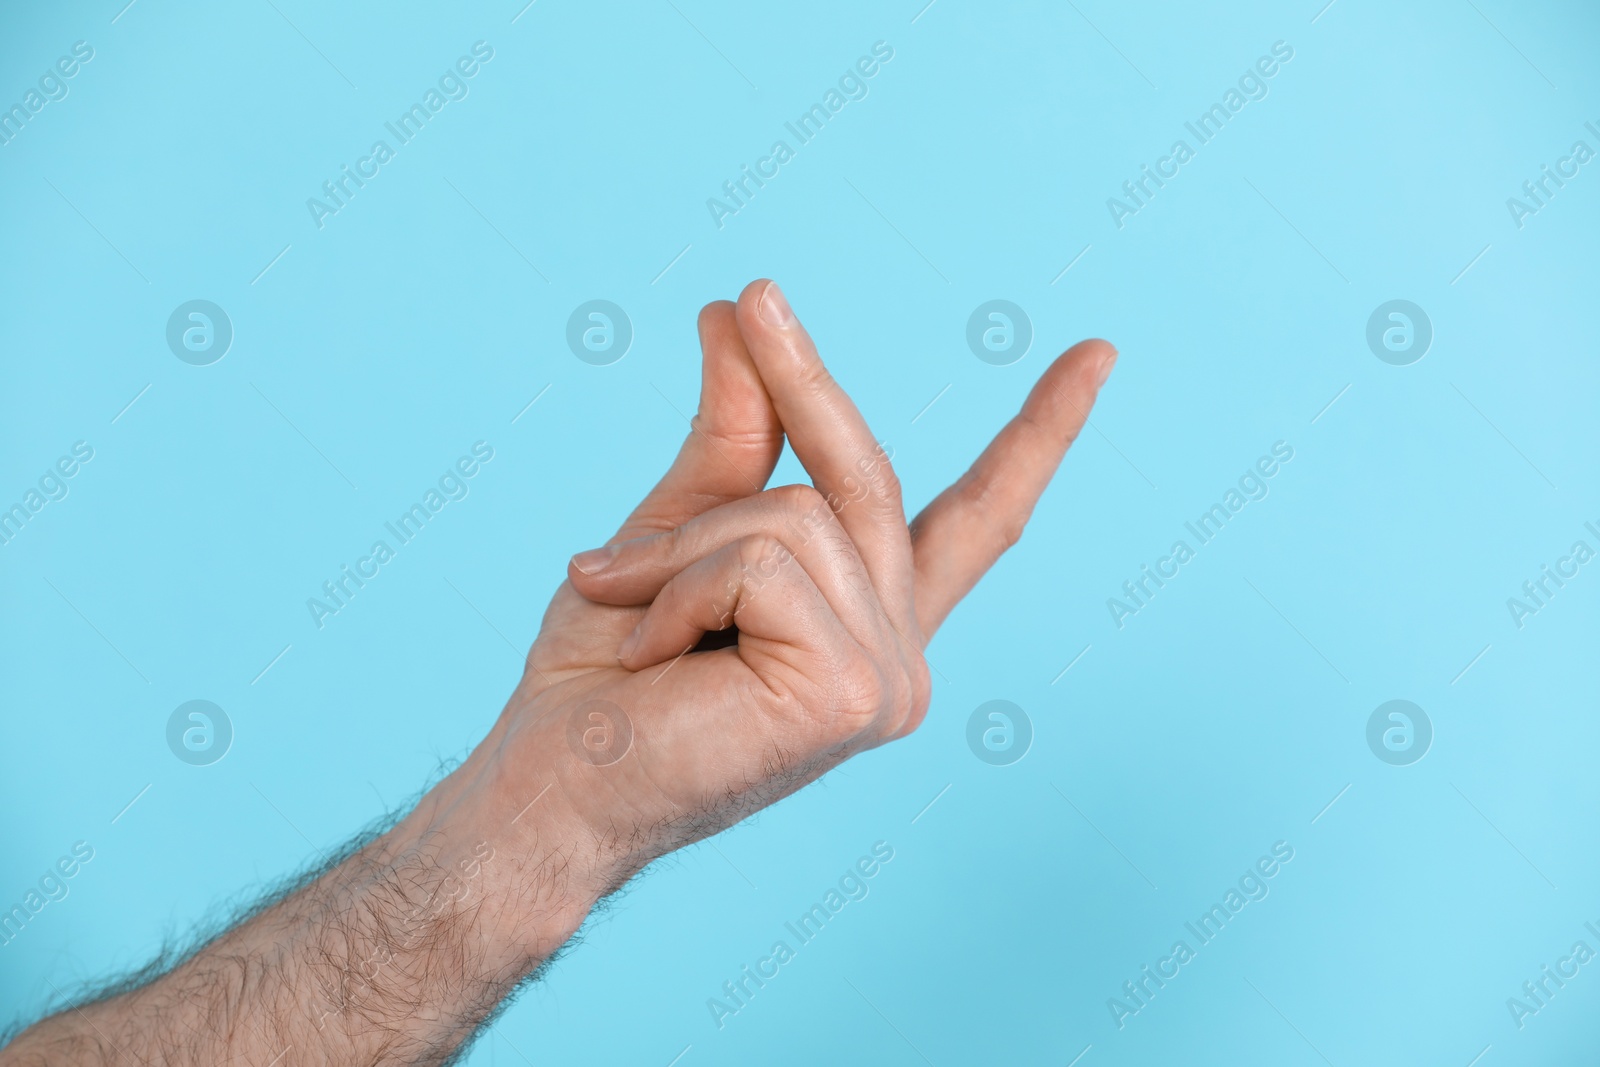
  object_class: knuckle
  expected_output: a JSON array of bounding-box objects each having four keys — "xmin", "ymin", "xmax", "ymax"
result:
[
  {"xmin": 830, "ymin": 657, "xmax": 889, "ymax": 729},
  {"xmin": 794, "ymin": 357, "xmax": 839, "ymax": 398},
  {"xmin": 764, "ymin": 483, "xmax": 833, "ymax": 543},
  {"xmin": 902, "ymin": 657, "xmax": 933, "ymax": 733},
  {"xmin": 690, "ymin": 412, "xmax": 779, "ymax": 454},
  {"xmin": 735, "ymin": 532, "xmax": 773, "ymax": 567},
  {"xmin": 950, "ymin": 475, "xmax": 1025, "ymax": 560},
  {"xmin": 868, "ymin": 454, "xmax": 903, "ymax": 500},
  {"xmin": 1058, "ymin": 416, "xmax": 1085, "ymax": 450},
  {"xmin": 957, "ymin": 471, "xmax": 996, "ymax": 515},
  {"xmin": 766, "ymin": 482, "xmax": 828, "ymax": 521},
  {"xmin": 736, "ymin": 533, "xmax": 790, "ymax": 579},
  {"xmin": 993, "ymin": 514, "xmax": 1027, "ymax": 555},
  {"xmin": 824, "ymin": 644, "xmax": 933, "ymax": 741},
  {"xmin": 663, "ymin": 521, "xmax": 694, "ymax": 565},
  {"xmin": 848, "ymin": 452, "xmax": 902, "ymax": 515}
]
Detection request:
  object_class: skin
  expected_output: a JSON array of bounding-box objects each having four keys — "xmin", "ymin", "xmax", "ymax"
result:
[{"xmin": 1, "ymin": 280, "xmax": 1115, "ymax": 1065}]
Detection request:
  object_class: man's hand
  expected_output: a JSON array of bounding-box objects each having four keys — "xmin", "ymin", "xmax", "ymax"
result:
[
  {"xmin": 1, "ymin": 281, "xmax": 1114, "ymax": 1066},
  {"xmin": 496, "ymin": 280, "xmax": 1117, "ymax": 896}
]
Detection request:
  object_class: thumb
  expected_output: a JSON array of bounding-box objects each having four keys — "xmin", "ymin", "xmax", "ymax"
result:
[{"xmin": 610, "ymin": 300, "xmax": 783, "ymax": 543}]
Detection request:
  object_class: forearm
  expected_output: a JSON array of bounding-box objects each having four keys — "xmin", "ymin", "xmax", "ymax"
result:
[{"xmin": 3, "ymin": 721, "xmax": 608, "ymax": 1066}]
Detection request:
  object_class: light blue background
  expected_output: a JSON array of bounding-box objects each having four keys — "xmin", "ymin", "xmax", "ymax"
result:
[{"xmin": 3, "ymin": 1, "xmax": 1597, "ymax": 1063}]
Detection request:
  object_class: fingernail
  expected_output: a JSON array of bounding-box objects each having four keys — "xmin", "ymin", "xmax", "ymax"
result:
[
  {"xmin": 758, "ymin": 281, "xmax": 794, "ymax": 327},
  {"xmin": 1095, "ymin": 347, "xmax": 1118, "ymax": 387},
  {"xmin": 570, "ymin": 545, "xmax": 618, "ymax": 575},
  {"xmin": 618, "ymin": 628, "xmax": 641, "ymax": 661}
]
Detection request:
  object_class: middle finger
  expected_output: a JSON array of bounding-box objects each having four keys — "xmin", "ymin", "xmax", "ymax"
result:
[{"xmin": 733, "ymin": 279, "xmax": 916, "ymax": 632}]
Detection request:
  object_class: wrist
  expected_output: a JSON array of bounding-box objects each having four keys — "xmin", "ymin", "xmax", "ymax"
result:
[
  {"xmin": 378, "ymin": 741, "xmax": 607, "ymax": 971},
  {"xmin": 400, "ymin": 686, "xmax": 681, "ymax": 962}
]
